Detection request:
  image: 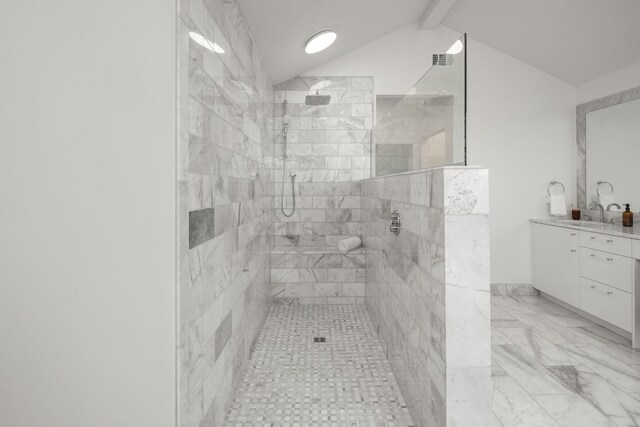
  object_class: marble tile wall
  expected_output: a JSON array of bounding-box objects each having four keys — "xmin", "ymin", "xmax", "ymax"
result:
[
  {"xmin": 270, "ymin": 76, "xmax": 373, "ymax": 302},
  {"xmin": 362, "ymin": 166, "xmax": 491, "ymax": 426},
  {"xmin": 270, "ymin": 246, "xmax": 366, "ymax": 304},
  {"xmin": 177, "ymin": 0, "xmax": 274, "ymax": 426}
]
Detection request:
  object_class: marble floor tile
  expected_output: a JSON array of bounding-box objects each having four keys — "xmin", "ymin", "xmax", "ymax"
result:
[
  {"xmin": 225, "ymin": 304, "xmax": 414, "ymax": 426},
  {"xmin": 559, "ymin": 344, "xmax": 640, "ymax": 395},
  {"xmin": 550, "ymin": 364, "xmax": 640, "ymax": 426},
  {"xmin": 493, "ymin": 345, "xmax": 571, "ymax": 396},
  {"xmin": 492, "ymin": 327, "xmax": 515, "ymax": 345},
  {"xmin": 492, "ymin": 374, "xmax": 561, "ymax": 427},
  {"xmin": 492, "ymin": 295, "xmax": 640, "ymax": 427},
  {"xmin": 218, "ymin": 294, "xmax": 640, "ymax": 426},
  {"xmin": 532, "ymin": 394, "xmax": 614, "ymax": 427},
  {"xmin": 491, "ymin": 304, "xmax": 519, "ymax": 321},
  {"xmin": 509, "ymin": 313, "xmax": 587, "ymax": 345},
  {"xmin": 499, "ymin": 327, "xmax": 578, "ymax": 366},
  {"xmin": 491, "ymin": 297, "xmax": 538, "ymax": 315},
  {"xmin": 569, "ymin": 326, "xmax": 640, "ymax": 366}
]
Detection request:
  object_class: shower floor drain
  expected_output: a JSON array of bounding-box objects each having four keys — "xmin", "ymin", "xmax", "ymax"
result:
[{"xmin": 313, "ymin": 337, "xmax": 326, "ymax": 343}]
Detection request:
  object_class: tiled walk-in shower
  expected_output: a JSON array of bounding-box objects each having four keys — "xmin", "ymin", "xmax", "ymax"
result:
[
  {"xmin": 224, "ymin": 304, "xmax": 413, "ymax": 426},
  {"xmin": 177, "ymin": 1, "xmax": 489, "ymax": 425}
]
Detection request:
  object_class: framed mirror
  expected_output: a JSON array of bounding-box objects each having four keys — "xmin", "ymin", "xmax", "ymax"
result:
[{"xmin": 576, "ymin": 86, "xmax": 640, "ymax": 211}]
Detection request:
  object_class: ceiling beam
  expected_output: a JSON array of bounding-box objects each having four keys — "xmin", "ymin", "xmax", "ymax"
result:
[{"xmin": 420, "ymin": 0, "xmax": 457, "ymax": 30}]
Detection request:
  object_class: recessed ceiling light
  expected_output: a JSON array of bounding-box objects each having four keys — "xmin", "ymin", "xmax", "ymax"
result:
[
  {"xmin": 189, "ymin": 31, "xmax": 225, "ymax": 54},
  {"xmin": 446, "ymin": 39, "xmax": 463, "ymax": 55},
  {"xmin": 305, "ymin": 30, "xmax": 337, "ymax": 54}
]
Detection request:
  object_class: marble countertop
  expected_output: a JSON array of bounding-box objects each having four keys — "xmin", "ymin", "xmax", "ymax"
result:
[{"xmin": 531, "ymin": 218, "xmax": 640, "ymax": 240}]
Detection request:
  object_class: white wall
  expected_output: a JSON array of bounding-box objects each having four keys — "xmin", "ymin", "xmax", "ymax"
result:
[
  {"xmin": 308, "ymin": 23, "xmax": 577, "ymax": 285},
  {"xmin": 467, "ymin": 39, "xmax": 577, "ymax": 284},
  {"xmin": 577, "ymin": 62, "xmax": 640, "ymax": 104},
  {"xmin": 306, "ymin": 22, "xmax": 460, "ymax": 96},
  {"xmin": 0, "ymin": 1, "xmax": 177, "ymax": 427}
]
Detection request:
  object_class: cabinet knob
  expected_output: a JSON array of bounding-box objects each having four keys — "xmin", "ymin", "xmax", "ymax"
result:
[
  {"xmin": 570, "ymin": 233, "xmax": 577, "ymax": 236},
  {"xmin": 607, "ymin": 258, "xmax": 614, "ymax": 262},
  {"xmin": 607, "ymin": 291, "xmax": 613, "ymax": 295},
  {"xmin": 606, "ymin": 239, "xmax": 613, "ymax": 243},
  {"xmin": 590, "ymin": 253, "xmax": 596, "ymax": 257},
  {"xmin": 570, "ymin": 249, "xmax": 577, "ymax": 253},
  {"xmin": 590, "ymin": 236, "xmax": 596, "ymax": 240},
  {"xmin": 590, "ymin": 285, "xmax": 596, "ymax": 289}
]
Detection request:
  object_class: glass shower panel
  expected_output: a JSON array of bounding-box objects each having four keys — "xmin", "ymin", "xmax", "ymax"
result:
[{"xmin": 373, "ymin": 34, "xmax": 466, "ymax": 176}]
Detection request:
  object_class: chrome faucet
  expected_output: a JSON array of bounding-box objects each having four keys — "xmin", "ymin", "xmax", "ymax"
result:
[
  {"xmin": 591, "ymin": 203, "xmax": 605, "ymax": 223},
  {"xmin": 607, "ymin": 202, "xmax": 621, "ymax": 211}
]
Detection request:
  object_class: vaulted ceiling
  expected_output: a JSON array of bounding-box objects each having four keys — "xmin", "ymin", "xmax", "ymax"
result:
[
  {"xmin": 236, "ymin": 0, "xmax": 431, "ymax": 84},
  {"xmin": 442, "ymin": 0, "xmax": 640, "ymax": 86},
  {"xmin": 238, "ymin": 0, "xmax": 640, "ymax": 86}
]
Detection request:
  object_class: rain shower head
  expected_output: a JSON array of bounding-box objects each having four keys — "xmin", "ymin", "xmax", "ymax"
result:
[{"xmin": 305, "ymin": 90, "xmax": 331, "ymax": 106}]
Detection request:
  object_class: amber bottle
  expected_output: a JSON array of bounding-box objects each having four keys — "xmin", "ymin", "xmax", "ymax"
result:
[{"xmin": 623, "ymin": 204, "xmax": 633, "ymax": 227}]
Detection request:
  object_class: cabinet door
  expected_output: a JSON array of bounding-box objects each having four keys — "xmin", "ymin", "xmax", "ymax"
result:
[
  {"xmin": 580, "ymin": 277, "xmax": 632, "ymax": 332},
  {"xmin": 580, "ymin": 249, "xmax": 633, "ymax": 293},
  {"xmin": 532, "ymin": 224, "xmax": 579, "ymax": 305}
]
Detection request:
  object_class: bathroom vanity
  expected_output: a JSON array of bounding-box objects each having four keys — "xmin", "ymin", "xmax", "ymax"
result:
[{"xmin": 531, "ymin": 219, "xmax": 640, "ymax": 347}]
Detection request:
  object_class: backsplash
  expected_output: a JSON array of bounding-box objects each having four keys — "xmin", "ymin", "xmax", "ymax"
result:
[{"xmin": 580, "ymin": 208, "xmax": 640, "ymax": 224}]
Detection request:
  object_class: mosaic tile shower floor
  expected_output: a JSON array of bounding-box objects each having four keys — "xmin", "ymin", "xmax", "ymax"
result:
[{"xmin": 225, "ymin": 304, "xmax": 414, "ymax": 426}]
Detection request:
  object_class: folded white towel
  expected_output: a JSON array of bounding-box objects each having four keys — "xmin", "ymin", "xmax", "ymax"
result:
[
  {"xmin": 549, "ymin": 194, "xmax": 567, "ymax": 216},
  {"xmin": 338, "ymin": 236, "xmax": 361, "ymax": 254},
  {"xmin": 599, "ymin": 193, "xmax": 615, "ymax": 209}
]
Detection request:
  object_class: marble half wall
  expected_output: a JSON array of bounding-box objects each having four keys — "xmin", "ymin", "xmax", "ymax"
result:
[
  {"xmin": 177, "ymin": 0, "xmax": 275, "ymax": 426},
  {"xmin": 362, "ymin": 166, "xmax": 490, "ymax": 427}
]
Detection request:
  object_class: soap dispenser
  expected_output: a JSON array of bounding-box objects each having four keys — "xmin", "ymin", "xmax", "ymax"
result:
[{"xmin": 623, "ymin": 204, "xmax": 633, "ymax": 227}]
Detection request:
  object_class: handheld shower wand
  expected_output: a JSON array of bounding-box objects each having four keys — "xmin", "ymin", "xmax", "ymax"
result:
[{"xmin": 280, "ymin": 101, "xmax": 295, "ymax": 217}]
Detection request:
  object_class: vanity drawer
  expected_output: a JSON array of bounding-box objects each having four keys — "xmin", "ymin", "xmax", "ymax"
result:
[
  {"xmin": 580, "ymin": 277, "xmax": 632, "ymax": 332},
  {"xmin": 580, "ymin": 249, "xmax": 633, "ymax": 292},
  {"xmin": 580, "ymin": 231, "xmax": 632, "ymax": 256},
  {"xmin": 634, "ymin": 239, "xmax": 640, "ymax": 259}
]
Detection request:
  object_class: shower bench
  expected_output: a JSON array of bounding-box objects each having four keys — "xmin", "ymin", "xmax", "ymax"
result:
[{"xmin": 270, "ymin": 246, "xmax": 365, "ymax": 304}]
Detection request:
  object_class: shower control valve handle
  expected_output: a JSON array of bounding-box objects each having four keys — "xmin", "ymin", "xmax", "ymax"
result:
[{"xmin": 389, "ymin": 210, "xmax": 401, "ymax": 235}]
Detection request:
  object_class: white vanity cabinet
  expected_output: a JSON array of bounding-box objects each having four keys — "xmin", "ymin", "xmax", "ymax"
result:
[
  {"xmin": 580, "ymin": 231, "xmax": 632, "ymax": 257},
  {"xmin": 579, "ymin": 231, "xmax": 634, "ymax": 331},
  {"xmin": 532, "ymin": 221, "xmax": 638, "ymax": 338},
  {"xmin": 579, "ymin": 248, "xmax": 633, "ymax": 293},
  {"xmin": 532, "ymin": 223, "xmax": 580, "ymax": 306}
]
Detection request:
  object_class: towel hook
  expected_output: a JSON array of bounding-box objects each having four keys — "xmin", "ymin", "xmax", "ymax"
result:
[
  {"xmin": 548, "ymin": 181, "xmax": 565, "ymax": 196},
  {"xmin": 596, "ymin": 180, "xmax": 614, "ymax": 196}
]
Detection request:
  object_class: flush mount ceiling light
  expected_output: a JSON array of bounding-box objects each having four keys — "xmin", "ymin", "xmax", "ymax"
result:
[
  {"xmin": 446, "ymin": 39, "xmax": 463, "ymax": 55},
  {"xmin": 305, "ymin": 30, "xmax": 337, "ymax": 54},
  {"xmin": 189, "ymin": 31, "xmax": 225, "ymax": 54}
]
